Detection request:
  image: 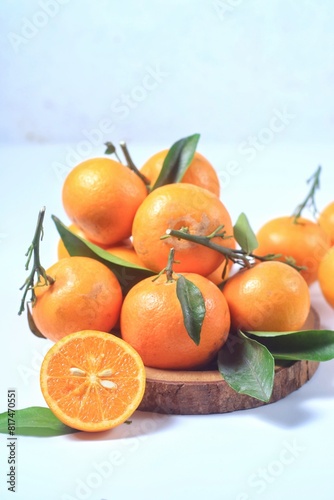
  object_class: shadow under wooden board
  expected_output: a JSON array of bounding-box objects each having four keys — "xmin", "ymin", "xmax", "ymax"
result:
[{"xmin": 138, "ymin": 307, "xmax": 320, "ymax": 415}]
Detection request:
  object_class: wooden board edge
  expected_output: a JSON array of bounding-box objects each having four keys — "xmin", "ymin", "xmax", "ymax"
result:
[
  {"xmin": 138, "ymin": 307, "xmax": 321, "ymax": 415},
  {"xmin": 139, "ymin": 360, "xmax": 320, "ymax": 415}
]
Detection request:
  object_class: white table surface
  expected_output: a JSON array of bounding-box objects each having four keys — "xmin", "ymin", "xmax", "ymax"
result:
[{"xmin": 0, "ymin": 142, "xmax": 334, "ymax": 500}]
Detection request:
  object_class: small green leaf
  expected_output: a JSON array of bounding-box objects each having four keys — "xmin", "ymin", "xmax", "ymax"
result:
[
  {"xmin": 104, "ymin": 141, "xmax": 117, "ymax": 155},
  {"xmin": 152, "ymin": 133, "xmax": 200, "ymax": 189},
  {"xmin": 248, "ymin": 329, "xmax": 334, "ymax": 361},
  {"xmin": 233, "ymin": 213, "xmax": 258, "ymax": 254},
  {"xmin": 218, "ymin": 331, "xmax": 274, "ymax": 402},
  {"xmin": 0, "ymin": 407, "xmax": 78, "ymax": 437},
  {"xmin": 176, "ymin": 275, "xmax": 206, "ymax": 345},
  {"xmin": 52, "ymin": 216, "xmax": 154, "ymax": 294}
]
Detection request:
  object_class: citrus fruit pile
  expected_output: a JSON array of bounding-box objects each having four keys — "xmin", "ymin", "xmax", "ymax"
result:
[{"xmin": 19, "ymin": 135, "xmax": 334, "ymax": 431}]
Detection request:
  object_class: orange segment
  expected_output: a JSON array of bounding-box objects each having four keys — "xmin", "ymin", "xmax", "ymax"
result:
[{"xmin": 40, "ymin": 330, "xmax": 146, "ymax": 432}]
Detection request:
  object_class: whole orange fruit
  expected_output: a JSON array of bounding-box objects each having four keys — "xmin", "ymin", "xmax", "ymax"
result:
[
  {"xmin": 62, "ymin": 158, "xmax": 147, "ymax": 247},
  {"xmin": 132, "ymin": 183, "xmax": 234, "ymax": 276},
  {"xmin": 318, "ymin": 246, "xmax": 334, "ymax": 308},
  {"xmin": 32, "ymin": 256, "xmax": 123, "ymax": 342},
  {"xmin": 120, "ymin": 272, "xmax": 230, "ymax": 370},
  {"xmin": 256, "ymin": 216, "xmax": 330, "ymax": 285},
  {"xmin": 140, "ymin": 150, "xmax": 220, "ymax": 196},
  {"xmin": 40, "ymin": 330, "xmax": 146, "ymax": 432},
  {"xmin": 222, "ymin": 261, "xmax": 310, "ymax": 332},
  {"xmin": 318, "ymin": 201, "xmax": 334, "ymax": 246}
]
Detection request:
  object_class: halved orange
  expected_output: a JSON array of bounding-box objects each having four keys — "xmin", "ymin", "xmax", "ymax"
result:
[{"xmin": 40, "ymin": 330, "xmax": 146, "ymax": 432}]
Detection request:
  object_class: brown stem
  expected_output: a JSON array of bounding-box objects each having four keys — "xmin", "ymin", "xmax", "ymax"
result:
[
  {"xmin": 164, "ymin": 228, "xmax": 306, "ymax": 272},
  {"xmin": 165, "ymin": 248, "xmax": 176, "ymax": 281},
  {"xmin": 104, "ymin": 141, "xmax": 123, "ymax": 163},
  {"xmin": 119, "ymin": 141, "xmax": 151, "ymax": 188},
  {"xmin": 152, "ymin": 248, "xmax": 178, "ymax": 282},
  {"xmin": 18, "ymin": 207, "xmax": 54, "ymax": 315}
]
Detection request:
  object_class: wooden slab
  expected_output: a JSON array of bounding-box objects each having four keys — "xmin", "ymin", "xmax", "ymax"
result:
[{"xmin": 138, "ymin": 307, "xmax": 320, "ymax": 415}]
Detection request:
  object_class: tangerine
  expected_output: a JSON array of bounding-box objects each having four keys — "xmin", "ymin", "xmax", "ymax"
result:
[
  {"xmin": 40, "ymin": 330, "xmax": 146, "ymax": 432},
  {"xmin": 222, "ymin": 260, "xmax": 310, "ymax": 332},
  {"xmin": 132, "ymin": 183, "xmax": 234, "ymax": 276},
  {"xmin": 120, "ymin": 272, "xmax": 230, "ymax": 369},
  {"xmin": 140, "ymin": 150, "xmax": 220, "ymax": 196},
  {"xmin": 32, "ymin": 256, "xmax": 122, "ymax": 342},
  {"xmin": 318, "ymin": 246, "xmax": 334, "ymax": 308},
  {"xmin": 256, "ymin": 216, "xmax": 330, "ymax": 285},
  {"xmin": 318, "ymin": 201, "xmax": 334, "ymax": 246},
  {"xmin": 62, "ymin": 157, "xmax": 147, "ymax": 247}
]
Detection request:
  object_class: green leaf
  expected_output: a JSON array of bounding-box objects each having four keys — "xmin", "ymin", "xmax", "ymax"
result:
[
  {"xmin": 218, "ymin": 331, "xmax": 275, "ymax": 402},
  {"xmin": 104, "ymin": 141, "xmax": 117, "ymax": 155},
  {"xmin": 248, "ymin": 329, "xmax": 334, "ymax": 361},
  {"xmin": 233, "ymin": 213, "xmax": 258, "ymax": 254},
  {"xmin": 176, "ymin": 275, "xmax": 206, "ymax": 345},
  {"xmin": 52, "ymin": 216, "xmax": 154, "ymax": 295},
  {"xmin": 0, "ymin": 407, "xmax": 78, "ymax": 437},
  {"xmin": 152, "ymin": 133, "xmax": 200, "ymax": 189}
]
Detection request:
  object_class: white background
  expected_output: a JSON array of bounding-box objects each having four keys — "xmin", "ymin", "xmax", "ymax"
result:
[
  {"xmin": 1, "ymin": 0, "xmax": 334, "ymax": 146},
  {"xmin": 1, "ymin": 1, "xmax": 334, "ymax": 500},
  {"xmin": 1, "ymin": 143, "xmax": 334, "ymax": 500}
]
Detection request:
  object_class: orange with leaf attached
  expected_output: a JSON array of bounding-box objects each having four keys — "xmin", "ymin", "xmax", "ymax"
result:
[
  {"xmin": 255, "ymin": 167, "xmax": 330, "ymax": 285},
  {"xmin": 140, "ymin": 150, "xmax": 220, "ymax": 196},
  {"xmin": 120, "ymin": 272, "xmax": 230, "ymax": 370}
]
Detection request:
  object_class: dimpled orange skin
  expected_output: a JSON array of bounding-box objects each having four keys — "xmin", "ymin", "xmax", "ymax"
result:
[
  {"xmin": 140, "ymin": 150, "xmax": 220, "ymax": 196},
  {"xmin": 318, "ymin": 246, "xmax": 334, "ymax": 308},
  {"xmin": 222, "ymin": 261, "xmax": 310, "ymax": 332},
  {"xmin": 256, "ymin": 216, "xmax": 330, "ymax": 285},
  {"xmin": 32, "ymin": 256, "xmax": 123, "ymax": 343},
  {"xmin": 120, "ymin": 273, "xmax": 231, "ymax": 370},
  {"xmin": 319, "ymin": 201, "xmax": 334, "ymax": 246},
  {"xmin": 132, "ymin": 183, "xmax": 235, "ymax": 276},
  {"xmin": 62, "ymin": 158, "xmax": 147, "ymax": 247}
]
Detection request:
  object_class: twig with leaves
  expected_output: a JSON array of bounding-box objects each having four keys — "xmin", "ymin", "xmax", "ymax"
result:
[{"xmin": 163, "ymin": 214, "xmax": 306, "ymax": 275}]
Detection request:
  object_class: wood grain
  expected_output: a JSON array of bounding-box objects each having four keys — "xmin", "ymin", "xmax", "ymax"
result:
[{"xmin": 138, "ymin": 307, "xmax": 320, "ymax": 415}]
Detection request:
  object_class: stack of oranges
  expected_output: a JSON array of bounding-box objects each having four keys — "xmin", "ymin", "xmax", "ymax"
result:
[{"xmin": 23, "ymin": 139, "xmax": 334, "ymax": 432}]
